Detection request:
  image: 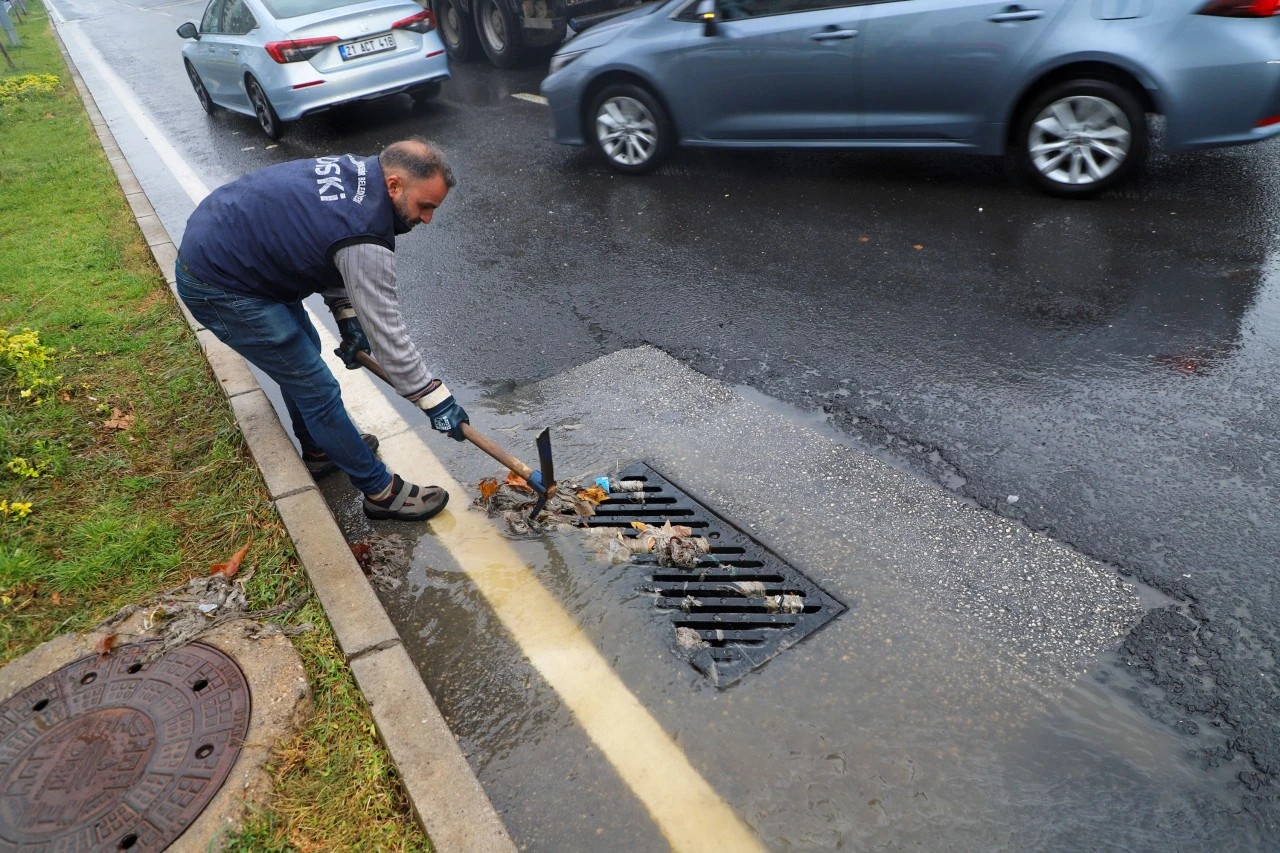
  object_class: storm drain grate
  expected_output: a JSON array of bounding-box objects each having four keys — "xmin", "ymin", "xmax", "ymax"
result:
[{"xmin": 585, "ymin": 462, "xmax": 845, "ymax": 686}]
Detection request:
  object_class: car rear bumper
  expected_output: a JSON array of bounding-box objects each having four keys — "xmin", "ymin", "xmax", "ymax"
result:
[
  {"xmin": 1160, "ymin": 19, "xmax": 1280, "ymax": 151},
  {"xmin": 267, "ymin": 42, "xmax": 450, "ymax": 120}
]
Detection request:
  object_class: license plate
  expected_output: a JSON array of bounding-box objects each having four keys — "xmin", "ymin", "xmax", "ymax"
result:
[{"xmin": 339, "ymin": 33, "xmax": 395, "ymax": 60}]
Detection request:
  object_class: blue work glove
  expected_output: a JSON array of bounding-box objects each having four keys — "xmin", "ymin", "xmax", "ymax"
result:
[
  {"xmin": 334, "ymin": 316, "xmax": 370, "ymax": 370},
  {"xmin": 417, "ymin": 381, "xmax": 469, "ymax": 441}
]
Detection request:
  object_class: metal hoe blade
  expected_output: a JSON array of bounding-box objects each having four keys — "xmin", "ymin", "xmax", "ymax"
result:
[{"xmin": 528, "ymin": 428, "xmax": 556, "ymax": 521}]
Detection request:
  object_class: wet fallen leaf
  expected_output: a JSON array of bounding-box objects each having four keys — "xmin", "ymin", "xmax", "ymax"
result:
[
  {"xmin": 858, "ymin": 236, "xmax": 870, "ymax": 243},
  {"xmin": 478, "ymin": 478, "xmax": 501, "ymax": 500},
  {"xmin": 505, "ymin": 470, "xmax": 531, "ymax": 490},
  {"xmin": 95, "ymin": 633, "xmax": 119, "ymax": 660},
  {"xmin": 913, "ymin": 244, "xmax": 924, "ymax": 250},
  {"xmin": 103, "ymin": 407, "xmax": 135, "ymax": 430},
  {"xmin": 630, "ymin": 521, "xmax": 648, "ymax": 532},
  {"xmin": 350, "ymin": 542, "xmax": 373, "ymax": 573},
  {"xmin": 210, "ymin": 537, "xmax": 252, "ymax": 578},
  {"xmin": 576, "ymin": 485, "xmax": 609, "ymax": 506}
]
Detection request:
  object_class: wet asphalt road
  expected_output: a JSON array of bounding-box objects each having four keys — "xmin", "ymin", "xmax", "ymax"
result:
[{"xmin": 49, "ymin": 0, "xmax": 1280, "ymax": 844}]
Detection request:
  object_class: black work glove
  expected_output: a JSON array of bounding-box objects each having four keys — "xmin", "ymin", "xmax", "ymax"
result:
[
  {"xmin": 417, "ymin": 380, "xmax": 469, "ymax": 441},
  {"xmin": 334, "ymin": 316, "xmax": 370, "ymax": 370}
]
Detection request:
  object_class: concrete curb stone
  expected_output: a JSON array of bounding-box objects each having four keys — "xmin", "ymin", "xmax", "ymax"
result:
[{"xmin": 47, "ymin": 21, "xmax": 516, "ymax": 852}]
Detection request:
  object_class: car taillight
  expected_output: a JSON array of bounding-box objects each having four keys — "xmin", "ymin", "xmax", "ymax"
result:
[
  {"xmin": 391, "ymin": 9, "xmax": 436, "ymax": 32},
  {"xmin": 1199, "ymin": 0, "xmax": 1280, "ymax": 16},
  {"xmin": 264, "ymin": 37, "xmax": 339, "ymax": 63}
]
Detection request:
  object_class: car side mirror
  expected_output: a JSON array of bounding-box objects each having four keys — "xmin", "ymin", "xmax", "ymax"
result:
[
  {"xmin": 696, "ymin": 0, "xmax": 718, "ymax": 36},
  {"xmin": 177, "ymin": 22, "xmax": 199, "ymax": 39}
]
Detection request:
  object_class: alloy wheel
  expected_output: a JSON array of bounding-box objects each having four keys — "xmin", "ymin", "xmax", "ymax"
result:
[
  {"xmin": 1028, "ymin": 95, "xmax": 1131, "ymax": 186},
  {"xmin": 186, "ymin": 64, "xmax": 213, "ymax": 114},
  {"xmin": 249, "ymin": 80, "xmax": 277, "ymax": 138},
  {"xmin": 595, "ymin": 96, "xmax": 658, "ymax": 168}
]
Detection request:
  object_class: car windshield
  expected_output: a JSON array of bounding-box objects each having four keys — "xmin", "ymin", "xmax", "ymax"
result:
[{"xmin": 258, "ymin": 0, "xmax": 361, "ymax": 19}]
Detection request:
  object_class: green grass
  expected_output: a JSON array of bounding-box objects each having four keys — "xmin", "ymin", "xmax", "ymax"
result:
[{"xmin": 0, "ymin": 6, "xmax": 431, "ymax": 850}]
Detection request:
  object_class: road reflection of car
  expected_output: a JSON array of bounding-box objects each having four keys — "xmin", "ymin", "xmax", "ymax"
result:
[
  {"xmin": 429, "ymin": 0, "xmax": 649, "ymax": 68},
  {"xmin": 177, "ymin": 0, "xmax": 450, "ymax": 140},
  {"xmin": 541, "ymin": 0, "xmax": 1280, "ymax": 197}
]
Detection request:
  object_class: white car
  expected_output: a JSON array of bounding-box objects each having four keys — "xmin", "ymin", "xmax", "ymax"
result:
[{"xmin": 177, "ymin": 0, "xmax": 450, "ymax": 139}]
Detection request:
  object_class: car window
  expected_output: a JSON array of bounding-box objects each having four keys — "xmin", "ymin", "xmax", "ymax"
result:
[
  {"xmin": 257, "ymin": 0, "xmax": 362, "ymax": 19},
  {"xmin": 200, "ymin": 0, "xmax": 227, "ymax": 33},
  {"xmin": 718, "ymin": 0, "xmax": 858, "ymax": 18},
  {"xmin": 221, "ymin": 0, "xmax": 258, "ymax": 34}
]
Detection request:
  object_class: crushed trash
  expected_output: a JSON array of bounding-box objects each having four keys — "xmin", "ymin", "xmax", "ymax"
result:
[
  {"xmin": 766, "ymin": 593, "xmax": 805, "ymax": 614},
  {"xmin": 96, "ymin": 570, "xmax": 311, "ymax": 662},
  {"xmin": 473, "ymin": 472, "xmax": 605, "ymax": 534},
  {"xmin": 731, "ymin": 580, "xmax": 767, "ymax": 598},
  {"xmin": 350, "ymin": 532, "xmax": 410, "ymax": 591},
  {"xmin": 625, "ymin": 521, "xmax": 711, "ymax": 569},
  {"xmin": 675, "ymin": 626, "xmax": 706, "ymax": 651}
]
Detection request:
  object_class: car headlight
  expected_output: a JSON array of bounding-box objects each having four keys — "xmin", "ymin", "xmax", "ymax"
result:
[{"xmin": 548, "ymin": 49, "xmax": 590, "ymax": 76}]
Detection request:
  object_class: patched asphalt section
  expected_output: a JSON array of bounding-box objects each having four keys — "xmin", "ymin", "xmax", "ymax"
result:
[
  {"xmin": 513, "ymin": 346, "xmax": 1144, "ymax": 681},
  {"xmin": 360, "ymin": 346, "xmax": 1204, "ymax": 851}
]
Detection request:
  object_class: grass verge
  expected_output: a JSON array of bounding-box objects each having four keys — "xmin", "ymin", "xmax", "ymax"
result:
[{"xmin": 0, "ymin": 5, "xmax": 431, "ymax": 850}]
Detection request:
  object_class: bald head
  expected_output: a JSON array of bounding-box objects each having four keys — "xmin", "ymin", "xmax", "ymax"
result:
[{"xmin": 379, "ymin": 138, "xmax": 456, "ymax": 188}]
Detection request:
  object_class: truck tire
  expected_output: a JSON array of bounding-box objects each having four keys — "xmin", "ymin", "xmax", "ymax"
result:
[
  {"xmin": 474, "ymin": 0, "xmax": 523, "ymax": 68},
  {"xmin": 432, "ymin": 0, "xmax": 478, "ymax": 62}
]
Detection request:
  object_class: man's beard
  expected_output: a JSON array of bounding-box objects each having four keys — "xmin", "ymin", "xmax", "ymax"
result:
[{"xmin": 392, "ymin": 195, "xmax": 417, "ymax": 230}]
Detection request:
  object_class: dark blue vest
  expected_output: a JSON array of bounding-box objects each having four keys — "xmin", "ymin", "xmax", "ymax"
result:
[{"xmin": 179, "ymin": 154, "xmax": 406, "ymax": 301}]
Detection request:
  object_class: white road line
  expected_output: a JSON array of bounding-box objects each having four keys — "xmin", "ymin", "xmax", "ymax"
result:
[
  {"xmin": 52, "ymin": 9, "xmax": 210, "ymax": 206},
  {"xmin": 512, "ymin": 92, "xmax": 548, "ymax": 106},
  {"xmin": 54, "ymin": 13, "xmax": 763, "ymax": 850}
]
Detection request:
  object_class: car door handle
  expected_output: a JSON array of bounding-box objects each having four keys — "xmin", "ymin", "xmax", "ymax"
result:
[
  {"xmin": 810, "ymin": 28, "xmax": 858, "ymax": 41},
  {"xmin": 988, "ymin": 5, "xmax": 1044, "ymax": 21},
  {"xmin": 230, "ymin": 47, "xmax": 240, "ymax": 55}
]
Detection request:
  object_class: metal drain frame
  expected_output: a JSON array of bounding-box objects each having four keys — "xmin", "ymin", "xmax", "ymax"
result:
[{"xmin": 585, "ymin": 462, "xmax": 846, "ymax": 686}]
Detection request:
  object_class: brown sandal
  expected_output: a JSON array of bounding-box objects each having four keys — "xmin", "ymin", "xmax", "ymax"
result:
[{"xmin": 363, "ymin": 474, "xmax": 449, "ymax": 521}]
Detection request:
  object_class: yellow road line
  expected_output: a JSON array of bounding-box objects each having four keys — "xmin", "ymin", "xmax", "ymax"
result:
[{"xmin": 325, "ymin": 326, "xmax": 764, "ymax": 853}]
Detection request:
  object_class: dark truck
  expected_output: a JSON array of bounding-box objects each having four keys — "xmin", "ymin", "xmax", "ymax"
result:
[{"xmin": 429, "ymin": 0, "xmax": 647, "ymax": 68}]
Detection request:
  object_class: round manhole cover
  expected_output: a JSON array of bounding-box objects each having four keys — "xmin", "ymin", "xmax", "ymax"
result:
[{"xmin": 0, "ymin": 641, "xmax": 250, "ymax": 852}]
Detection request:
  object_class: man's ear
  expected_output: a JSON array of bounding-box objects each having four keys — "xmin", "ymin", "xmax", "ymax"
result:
[{"xmin": 385, "ymin": 173, "xmax": 401, "ymax": 196}]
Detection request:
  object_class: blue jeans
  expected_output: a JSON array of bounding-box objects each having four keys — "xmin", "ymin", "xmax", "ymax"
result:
[{"xmin": 175, "ymin": 259, "xmax": 391, "ymax": 496}]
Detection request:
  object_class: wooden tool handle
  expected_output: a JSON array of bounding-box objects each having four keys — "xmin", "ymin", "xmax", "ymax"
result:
[
  {"xmin": 461, "ymin": 423, "xmax": 533, "ymax": 480},
  {"xmin": 354, "ymin": 352, "xmax": 537, "ymax": 483}
]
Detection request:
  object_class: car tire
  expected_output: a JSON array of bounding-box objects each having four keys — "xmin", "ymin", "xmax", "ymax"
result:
[
  {"xmin": 588, "ymin": 84, "xmax": 672, "ymax": 175},
  {"xmin": 433, "ymin": 0, "xmax": 478, "ymax": 62},
  {"xmin": 246, "ymin": 76, "xmax": 284, "ymax": 141},
  {"xmin": 185, "ymin": 61, "xmax": 218, "ymax": 115},
  {"xmin": 1015, "ymin": 79, "xmax": 1147, "ymax": 198},
  {"xmin": 474, "ymin": 0, "xmax": 522, "ymax": 69},
  {"xmin": 411, "ymin": 81, "xmax": 443, "ymax": 103}
]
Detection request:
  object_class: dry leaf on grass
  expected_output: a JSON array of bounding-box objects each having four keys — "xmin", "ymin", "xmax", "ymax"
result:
[
  {"xmin": 210, "ymin": 538, "xmax": 252, "ymax": 579},
  {"xmin": 103, "ymin": 407, "xmax": 135, "ymax": 430}
]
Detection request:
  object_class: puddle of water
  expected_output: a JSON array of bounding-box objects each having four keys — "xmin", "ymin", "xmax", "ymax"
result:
[{"xmin": 378, "ymin": 511, "xmax": 1260, "ymax": 851}]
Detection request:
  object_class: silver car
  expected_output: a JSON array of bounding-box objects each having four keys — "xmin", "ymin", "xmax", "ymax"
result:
[
  {"xmin": 542, "ymin": 0, "xmax": 1280, "ymax": 196},
  {"xmin": 177, "ymin": 0, "xmax": 450, "ymax": 139}
]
